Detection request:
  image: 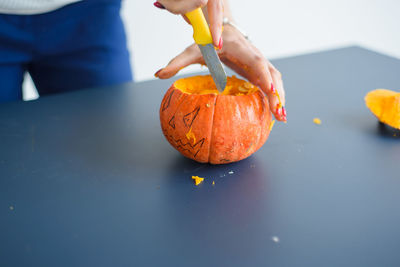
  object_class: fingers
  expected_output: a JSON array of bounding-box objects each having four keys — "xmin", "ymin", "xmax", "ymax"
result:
[
  {"xmin": 154, "ymin": 44, "xmax": 203, "ymax": 79},
  {"xmin": 243, "ymin": 45, "xmax": 286, "ymax": 121},
  {"xmin": 207, "ymin": 0, "xmax": 224, "ymax": 48},
  {"xmin": 156, "ymin": 0, "xmax": 207, "ymax": 15},
  {"xmin": 220, "ymin": 36, "xmax": 286, "ymax": 121},
  {"xmin": 268, "ymin": 64, "xmax": 286, "ymax": 121},
  {"xmin": 253, "ymin": 60, "xmax": 286, "ymax": 121}
]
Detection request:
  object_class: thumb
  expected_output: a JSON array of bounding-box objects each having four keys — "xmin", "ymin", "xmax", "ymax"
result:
[{"xmin": 155, "ymin": 44, "xmax": 203, "ymax": 79}]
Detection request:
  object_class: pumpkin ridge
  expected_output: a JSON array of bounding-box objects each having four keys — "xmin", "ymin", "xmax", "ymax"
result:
[
  {"xmin": 248, "ymin": 91, "xmax": 264, "ymax": 155},
  {"xmin": 207, "ymin": 94, "xmax": 218, "ymax": 163},
  {"xmin": 253, "ymin": 90, "xmax": 272, "ymax": 152}
]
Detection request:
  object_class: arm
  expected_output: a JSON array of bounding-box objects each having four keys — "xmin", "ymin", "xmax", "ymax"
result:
[{"xmin": 154, "ymin": 0, "xmax": 287, "ymax": 121}]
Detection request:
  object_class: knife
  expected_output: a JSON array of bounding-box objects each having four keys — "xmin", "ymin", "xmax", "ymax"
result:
[{"xmin": 185, "ymin": 8, "xmax": 227, "ymax": 92}]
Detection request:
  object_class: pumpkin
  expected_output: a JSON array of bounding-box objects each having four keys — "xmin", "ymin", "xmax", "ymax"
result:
[
  {"xmin": 159, "ymin": 75, "xmax": 273, "ymax": 164},
  {"xmin": 365, "ymin": 89, "xmax": 400, "ymax": 129}
]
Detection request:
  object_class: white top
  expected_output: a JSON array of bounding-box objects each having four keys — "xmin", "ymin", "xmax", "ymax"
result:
[{"xmin": 0, "ymin": 0, "xmax": 82, "ymax": 15}]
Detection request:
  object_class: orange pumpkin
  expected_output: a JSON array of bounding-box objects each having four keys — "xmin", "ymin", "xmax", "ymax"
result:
[
  {"xmin": 365, "ymin": 89, "xmax": 400, "ymax": 129},
  {"xmin": 159, "ymin": 75, "xmax": 273, "ymax": 164}
]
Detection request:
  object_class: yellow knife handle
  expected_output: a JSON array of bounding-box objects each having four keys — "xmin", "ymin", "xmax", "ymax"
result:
[{"xmin": 185, "ymin": 8, "xmax": 213, "ymax": 45}]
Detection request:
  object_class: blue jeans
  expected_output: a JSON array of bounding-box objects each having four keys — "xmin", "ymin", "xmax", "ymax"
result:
[{"xmin": 0, "ymin": 0, "xmax": 133, "ymax": 103}]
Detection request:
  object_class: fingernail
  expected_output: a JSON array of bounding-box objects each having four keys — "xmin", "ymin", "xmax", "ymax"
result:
[
  {"xmin": 282, "ymin": 106, "xmax": 287, "ymax": 117},
  {"xmin": 276, "ymin": 107, "xmax": 281, "ymax": 116},
  {"xmin": 271, "ymin": 83, "xmax": 276, "ymax": 94},
  {"xmin": 154, "ymin": 68, "xmax": 162, "ymax": 77},
  {"xmin": 218, "ymin": 37, "xmax": 223, "ymax": 50},
  {"xmin": 153, "ymin": 2, "xmax": 165, "ymax": 9}
]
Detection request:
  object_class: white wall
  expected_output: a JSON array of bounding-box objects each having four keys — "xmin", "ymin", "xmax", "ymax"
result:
[
  {"xmin": 122, "ymin": 0, "xmax": 400, "ymax": 81},
  {"xmin": 24, "ymin": 0, "xmax": 400, "ymax": 100}
]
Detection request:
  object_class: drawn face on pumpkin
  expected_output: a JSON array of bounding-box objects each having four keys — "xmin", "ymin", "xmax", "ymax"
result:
[{"xmin": 160, "ymin": 87, "xmax": 211, "ymax": 162}]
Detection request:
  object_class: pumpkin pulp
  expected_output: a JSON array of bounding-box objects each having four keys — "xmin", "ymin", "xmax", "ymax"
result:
[{"xmin": 174, "ymin": 75, "xmax": 258, "ymax": 96}]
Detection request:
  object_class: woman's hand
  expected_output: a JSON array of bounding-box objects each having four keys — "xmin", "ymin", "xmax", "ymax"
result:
[
  {"xmin": 154, "ymin": 0, "xmax": 223, "ymax": 48},
  {"xmin": 154, "ymin": 25, "xmax": 287, "ymax": 122}
]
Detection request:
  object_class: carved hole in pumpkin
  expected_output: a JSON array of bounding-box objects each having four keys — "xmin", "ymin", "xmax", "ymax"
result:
[{"xmin": 174, "ymin": 75, "xmax": 258, "ymax": 96}]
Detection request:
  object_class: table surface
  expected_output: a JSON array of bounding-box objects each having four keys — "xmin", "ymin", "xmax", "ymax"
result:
[{"xmin": 1, "ymin": 46, "xmax": 400, "ymax": 267}]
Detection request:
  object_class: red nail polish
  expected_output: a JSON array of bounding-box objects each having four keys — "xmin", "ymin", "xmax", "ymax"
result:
[
  {"xmin": 282, "ymin": 106, "xmax": 287, "ymax": 117},
  {"xmin": 276, "ymin": 107, "xmax": 281, "ymax": 116},
  {"xmin": 154, "ymin": 68, "xmax": 162, "ymax": 77},
  {"xmin": 271, "ymin": 83, "xmax": 276, "ymax": 93},
  {"xmin": 153, "ymin": 2, "xmax": 165, "ymax": 9},
  {"xmin": 218, "ymin": 37, "xmax": 223, "ymax": 50}
]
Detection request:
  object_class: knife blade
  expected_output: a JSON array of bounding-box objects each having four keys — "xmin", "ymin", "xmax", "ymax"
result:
[
  {"xmin": 198, "ymin": 44, "xmax": 227, "ymax": 92},
  {"xmin": 185, "ymin": 8, "xmax": 227, "ymax": 92}
]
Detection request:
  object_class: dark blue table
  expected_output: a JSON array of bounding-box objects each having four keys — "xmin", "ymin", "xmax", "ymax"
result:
[{"xmin": 1, "ymin": 46, "xmax": 400, "ymax": 267}]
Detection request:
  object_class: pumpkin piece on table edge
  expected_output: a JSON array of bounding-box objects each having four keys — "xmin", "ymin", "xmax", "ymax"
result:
[
  {"xmin": 160, "ymin": 75, "xmax": 274, "ymax": 164},
  {"xmin": 365, "ymin": 88, "xmax": 400, "ymax": 130}
]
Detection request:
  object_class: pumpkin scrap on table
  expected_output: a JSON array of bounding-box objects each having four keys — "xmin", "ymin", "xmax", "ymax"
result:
[
  {"xmin": 313, "ymin": 118, "xmax": 321, "ymax": 125},
  {"xmin": 160, "ymin": 75, "xmax": 274, "ymax": 164},
  {"xmin": 365, "ymin": 89, "xmax": 400, "ymax": 129},
  {"xmin": 192, "ymin": 176, "xmax": 204, "ymax": 186}
]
